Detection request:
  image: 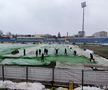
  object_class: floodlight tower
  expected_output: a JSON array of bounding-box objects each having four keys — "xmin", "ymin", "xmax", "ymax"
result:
[{"xmin": 81, "ymin": 1, "xmax": 86, "ymax": 37}]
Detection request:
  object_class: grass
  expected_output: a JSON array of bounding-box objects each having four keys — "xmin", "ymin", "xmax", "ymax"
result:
[
  {"xmin": 1, "ymin": 55, "xmax": 95, "ymax": 65},
  {"xmin": 79, "ymin": 44, "xmax": 108, "ymax": 59},
  {"xmin": 45, "ymin": 55, "xmax": 95, "ymax": 64},
  {"xmin": 0, "ymin": 44, "xmax": 96, "ymax": 65},
  {"xmin": 0, "ymin": 44, "xmax": 36, "ymax": 56}
]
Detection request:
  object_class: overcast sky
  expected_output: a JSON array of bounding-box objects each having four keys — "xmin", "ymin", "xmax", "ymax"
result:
[{"xmin": 0, "ymin": 0, "xmax": 108, "ymax": 36}]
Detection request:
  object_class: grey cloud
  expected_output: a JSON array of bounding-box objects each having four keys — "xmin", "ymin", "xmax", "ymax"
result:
[{"xmin": 0, "ymin": 0, "xmax": 107, "ymax": 36}]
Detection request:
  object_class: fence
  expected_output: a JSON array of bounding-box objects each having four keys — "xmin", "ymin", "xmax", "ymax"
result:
[{"xmin": 0, "ymin": 65, "xmax": 108, "ymax": 87}]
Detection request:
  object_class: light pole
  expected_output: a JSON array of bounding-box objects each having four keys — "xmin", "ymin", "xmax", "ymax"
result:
[{"xmin": 81, "ymin": 1, "xmax": 86, "ymax": 37}]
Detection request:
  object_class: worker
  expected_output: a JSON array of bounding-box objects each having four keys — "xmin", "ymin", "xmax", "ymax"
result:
[
  {"xmin": 39, "ymin": 49, "xmax": 41, "ymax": 55},
  {"xmin": 70, "ymin": 47, "xmax": 72, "ymax": 49},
  {"xmin": 55, "ymin": 48, "xmax": 59, "ymax": 55},
  {"xmin": 64, "ymin": 48, "xmax": 67, "ymax": 55},
  {"xmin": 24, "ymin": 49, "xmax": 26, "ymax": 56},
  {"xmin": 90, "ymin": 53, "xmax": 95, "ymax": 63},
  {"xmin": 35, "ymin": 50, "xmax": 38, "ymax": 57},
  {"xmin": 41, "ymin": 53, "xmax": 44, "ymax": 62},
  {"xmin": 44, "ymin": 48, "xmax": 47, "ymax": 55},
  {"xmin": 73, "ymin": 50, "xmax": 77, "ymax": 56},
  {"xmin": 46, "ymin": 49, "xmax": 48, "ymax": 55}
]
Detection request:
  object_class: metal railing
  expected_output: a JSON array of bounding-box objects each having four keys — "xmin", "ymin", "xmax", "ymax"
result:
[{"xmin": 0, "ymin": 65, "xmax": 108, "ymax": 88}]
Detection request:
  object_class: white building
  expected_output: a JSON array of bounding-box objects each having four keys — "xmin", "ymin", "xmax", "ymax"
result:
[{"xmin": 93, "ymin": 31, "xmax": 108, "ymax": 37}]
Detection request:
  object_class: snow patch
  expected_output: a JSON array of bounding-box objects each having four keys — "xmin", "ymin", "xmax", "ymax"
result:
[
  {"xmin": 85, "ymin": 49, "xmax": 94, "ymax": 54},
  {"xmin": 74, "ymin": 86, "xmax": 104, "ymax": 90},
  {"xmin": 0, "ymin": 80, "xmax": 45, "ymax": 90}
]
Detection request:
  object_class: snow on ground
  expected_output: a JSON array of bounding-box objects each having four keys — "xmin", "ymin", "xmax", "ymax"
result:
[
  {"xmin": 2, "ymin": 44, "xmax": 108, "ymax": 67},
  {"xmin": 85, "ymin": 49, "xmax": 94, "ymax": 54},
  {"xmin": 57, "ymin": 87, "xmax": 68, "ymax": 90},
  {"xmin": 0, "ymin": 80, "xmax": 45, "ymax": 90},
  {"xmin": 69, "ymin": 45, "xmax": 108, "ymax": 66},
  {"xmin": 74, "ymin": 86, "xmax": 104, "ymax": 90},
  {"xmin": 57, "ymin": 86, "xmax": 103, "ymax": 90}
]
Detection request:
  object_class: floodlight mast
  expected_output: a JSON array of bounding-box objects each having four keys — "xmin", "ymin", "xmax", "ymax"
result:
[{"xmin": 81, "ymin": 2, "xmax": 86, "ymax": 37}]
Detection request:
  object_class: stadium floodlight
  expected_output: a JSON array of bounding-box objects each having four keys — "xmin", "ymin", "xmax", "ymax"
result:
[
  {"xmin": 81, "ymin": 1, "xmax": 86, "ymax": 8},
  {"xmin": 81, "ymin": 1, "xmax": 87, "ymax": 37}
]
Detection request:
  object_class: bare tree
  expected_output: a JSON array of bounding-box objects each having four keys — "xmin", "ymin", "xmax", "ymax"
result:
[
  {"xmin": 0, "ymin": 30, "xmax": 3, "ymax": 36},
  {"xmin": 6, "ymin": 32, "xmax": 12, "ymax": 36}
]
